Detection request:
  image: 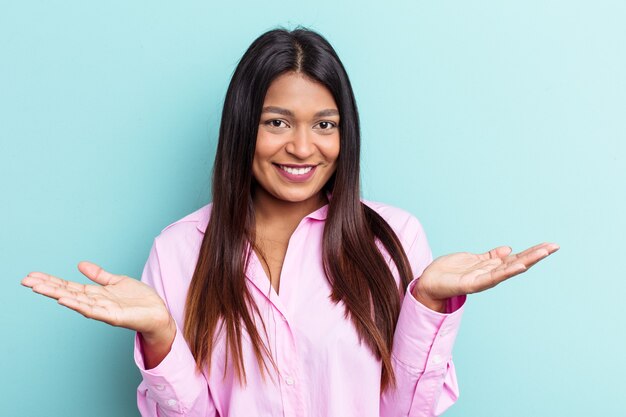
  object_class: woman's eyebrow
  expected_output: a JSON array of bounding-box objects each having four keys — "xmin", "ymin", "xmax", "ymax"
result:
[{"xmin": 262, "ymin": 106, "xmax": 339, "ymax": 118}]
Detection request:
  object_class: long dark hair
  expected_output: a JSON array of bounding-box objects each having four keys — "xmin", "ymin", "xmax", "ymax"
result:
[{"xmin": 183, "ymin": 26, "xmax": 415, "ymax": 392}]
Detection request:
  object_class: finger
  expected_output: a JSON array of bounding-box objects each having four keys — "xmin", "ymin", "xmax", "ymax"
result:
[
  {"xmin": 77, "ymin": 261, "xmax": 123, "ymax": 286},
  {"xmin": 467, "ymin": 262, "xmax": 527, "ymax": 292},
  {"xmin": 474, "ymin": 248, "xmax": 552, "ymax": 290},
  {"xmin": 509, "ymin": 242, "xmax": 559, "ymax": 263},
  {"xmin": 31, "ymin": 282, "xmax": 97, "ymax": 304},
  {"xmin": 23, "ymin": 273, "xmax": 107, "ymax": 297},
  {"xmin": 22, "ymin": 272, "xmax": 85, "ymax": 293},
  {"xmin": 470, "ymin": 245, "xmax": 559, "ymax": 291},
  {"xmin": 25, "ymin": 272, "xmax": 87, "ymax": 293},
  {"xmin": 45, "ymin": 275, "xmax": 86, "ymax": 292},
  {"xmin": 465, "ymin": 243, "xmax": 559, "ymax": 293},
  {"xmin": 506, "ymin": 245, "xmax": 558, "ymax": 270},
  {"xmin": 21, "ymin": 275, "xmax": 45, "ymax": 288},
  {"xmin": 477, "ymin": 246, "xmax": 512, "ymax": 261}
]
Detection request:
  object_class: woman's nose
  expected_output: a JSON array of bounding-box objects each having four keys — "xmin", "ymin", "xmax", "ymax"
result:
[{"xmin": 285, "ymin": 127, "xmax": 315, "ymax": 159}]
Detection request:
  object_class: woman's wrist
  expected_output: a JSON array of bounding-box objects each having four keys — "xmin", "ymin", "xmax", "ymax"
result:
[
  {"xmin": 140, "ymin": 315, "xmax": 177, "ymax": 370},
  {"xmin": 411, "ymin": 281, "xmax": 447, "ymax": 313},
  {"xmin": 141, "ymin": 313, "xmax": 176, "ymax": 346}
]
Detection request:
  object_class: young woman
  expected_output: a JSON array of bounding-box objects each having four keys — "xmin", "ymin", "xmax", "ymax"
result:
[{"xmin": 21, "ymin": 27, "xmax": 559, "ymax": 417}]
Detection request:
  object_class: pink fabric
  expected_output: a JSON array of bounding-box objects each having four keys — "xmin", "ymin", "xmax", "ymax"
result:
[{"xmin": 134, "ymin": 200, "xmax": 466, "ymax": 417}]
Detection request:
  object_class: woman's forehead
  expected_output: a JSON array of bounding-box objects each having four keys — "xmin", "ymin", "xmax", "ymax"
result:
[{"xmin": 263, "ymin": 73, "xmax": 339, "ymax": 118}]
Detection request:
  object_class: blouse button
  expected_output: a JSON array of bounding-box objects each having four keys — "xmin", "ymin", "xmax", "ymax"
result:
[
  {"xmin": 284, "ymin": 376, "xmax": 295, "ymax": 386},
  {"xmin": 167, "ymin": 399, "xmax": 177, "ymax": 407}
]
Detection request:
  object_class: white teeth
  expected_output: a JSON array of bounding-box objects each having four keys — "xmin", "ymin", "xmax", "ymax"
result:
[{"xmin": 279, "ymin": 165, "xmax": 313, "ymax": 175}]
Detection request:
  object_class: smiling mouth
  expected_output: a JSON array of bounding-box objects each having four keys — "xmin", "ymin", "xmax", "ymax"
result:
[{"xmin": 275, "ymin": 164, "xmax": 316, "ymax": 175}]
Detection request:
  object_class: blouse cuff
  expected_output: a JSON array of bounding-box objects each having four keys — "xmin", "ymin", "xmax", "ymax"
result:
[
  {"xmin": 134, "ymin": 321, "xmax": 206, "ymax": 413},
  {"xmin": 392, "ymin": 277, "xmax": 466, "ymax": 374}
]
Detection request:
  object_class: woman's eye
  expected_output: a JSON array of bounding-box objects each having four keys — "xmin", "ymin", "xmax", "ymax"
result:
[
  {"xmin": 316, "ymin": 121, "xmax": 337, "ymax": 130},
  {"xmin": 266, "ymin": 119, "xmax": 287, "ymax": 128}
]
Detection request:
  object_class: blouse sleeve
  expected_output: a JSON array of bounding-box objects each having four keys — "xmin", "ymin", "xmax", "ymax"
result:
[
  {"xmin": 134, "ymin": 238, "xmax": 217, "ymax": 417},
  {"xmin": 380, "ymin": 216, "xmax": 466, "ymax": 417}
]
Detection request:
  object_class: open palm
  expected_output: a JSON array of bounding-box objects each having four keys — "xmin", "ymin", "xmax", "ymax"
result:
[
  {"xmin": 20, "ymin": 261, "xmax": 171, "ymax": 335},
  {"xmin": 417, "ymin": 242, "xmax": 560, "ymax": 301}
]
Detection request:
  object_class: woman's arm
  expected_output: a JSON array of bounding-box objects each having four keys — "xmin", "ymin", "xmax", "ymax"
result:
[
  {"xmin": 20, "ymin": 237, "xmax": 218, "ymax": 417},
  {"xmin": 380, "ymin": 275, "xmax": 466, "ymax": 417},
  {"xmin": 380, "ymin": 213, "xmax": 558, "ymax": 416},
  {"xmin": 379, "ymin": 217, "xmax": 465, "ymax": 416},
  {"xmin": 134, "ymin": 238, "xmax": 218, "ymax": 417}
]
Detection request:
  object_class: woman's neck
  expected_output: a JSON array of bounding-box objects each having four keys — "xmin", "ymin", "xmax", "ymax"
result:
[{"xmin": 252, "ymin": 187, "xmax": 328, "ymax": 232}]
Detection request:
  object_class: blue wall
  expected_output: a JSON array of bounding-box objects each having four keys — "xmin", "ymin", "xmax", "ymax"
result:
[{"xmin": 2, "ymin": 1, "xmax": 624, "ymax": 416}]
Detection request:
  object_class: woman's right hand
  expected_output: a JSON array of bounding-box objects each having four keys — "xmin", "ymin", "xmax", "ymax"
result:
[{"xmin": 20, "ymin": 261, "xmax": 173, "ymax": 339}]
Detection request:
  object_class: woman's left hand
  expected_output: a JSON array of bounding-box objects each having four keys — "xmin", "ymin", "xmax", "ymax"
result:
[{"xmin": 412, "ymin": 242, "xmax": 560, "ymax": 312}]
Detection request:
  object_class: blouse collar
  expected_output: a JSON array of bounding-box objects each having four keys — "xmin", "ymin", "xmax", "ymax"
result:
[{"xmin": 196, "ymin": 190, "xmax": 332, "ymax": 234}]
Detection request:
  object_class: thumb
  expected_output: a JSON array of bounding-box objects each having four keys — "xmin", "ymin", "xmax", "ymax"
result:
[{"xmin": 77, "ymin": 261, "xmax": 122, "ymax": 286}]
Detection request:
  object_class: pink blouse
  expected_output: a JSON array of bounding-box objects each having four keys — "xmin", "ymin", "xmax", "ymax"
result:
[{"xmin": 134, "ymin": 199, "xmax": 466, "ymax": 417}]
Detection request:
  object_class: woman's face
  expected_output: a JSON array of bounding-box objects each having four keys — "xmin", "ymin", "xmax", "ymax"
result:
[{"xmin": 253, "ymin": 71, "xmax": 340, "ymax": 206}]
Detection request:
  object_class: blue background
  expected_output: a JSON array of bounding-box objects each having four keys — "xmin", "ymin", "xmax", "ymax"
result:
[{"xmin": 2, "ymin": 1, "xmax": 624, "ymax": 416}]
